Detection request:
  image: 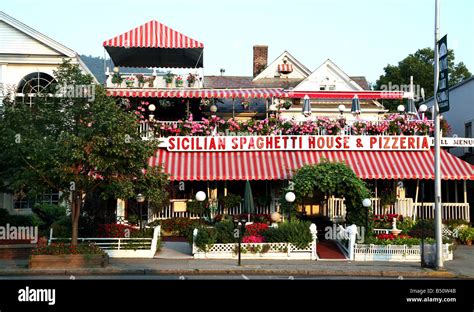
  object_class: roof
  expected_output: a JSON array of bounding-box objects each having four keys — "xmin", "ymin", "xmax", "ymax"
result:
[
  {"xmin": 253, "ymin": 50, "xmax": 312, "ymax": 81},
  {"xmin": 0, "ymin": 11, "xmax": 96, "ymax": 80},
  {"xmin": 350, "ymin": 76, "xmax": 370, "ymax": 90},
  {"xmin": 103, "ymin": 20, "xmax": 203, "ymax": 48},
  {"xmin": 204, "ymin": 76, "xmax": 303, "ymax": 89},
  {"xmin": 422, "ymin": 76, "xmax": 474, "ymax": 105},
  {"xmin": 150, "ymin": 149, "xmax": 474, "ymax": 181}
]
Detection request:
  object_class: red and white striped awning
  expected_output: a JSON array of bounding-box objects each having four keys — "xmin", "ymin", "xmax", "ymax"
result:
[
  {"xmin": 103, "ymin": 20, "xmax": 204, "ymax": 48},
  {"xmin": 149, "ymin": 149, "xmax": 474, "ymax": 181},
  {"xmin": 278, "ymin": 64, "xmax": 293, "ymax": 73},
  {"xmin": 107, "ymin": 88, "xmax": 284, "ymax": 99}
]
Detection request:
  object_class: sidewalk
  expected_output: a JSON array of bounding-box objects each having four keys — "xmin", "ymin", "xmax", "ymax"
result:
[{"xmin": 0, "ymin": 246, "xmax": 472, "ymax": 278}]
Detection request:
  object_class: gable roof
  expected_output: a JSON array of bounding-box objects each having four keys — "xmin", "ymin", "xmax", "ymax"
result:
[
  {"xmin": 293, "ymin": 59, "xmax": 365, "ymax": 91},
  {"xmin": 0, "ymin": 11, "xmax": 96, "ymax": 80},
  {"xmin": 253, "ymin": 50, "xmax": 312, "ymax": 81},
  {"xmin": 0, "ymin": 11, "xmax": 76, "ymax": 57},
  {"xmin": 350, "ymin": 76, "xmax": 370, "ymax": 90}
]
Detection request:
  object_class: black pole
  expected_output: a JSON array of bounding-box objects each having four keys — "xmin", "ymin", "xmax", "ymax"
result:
[
  {"xmin": 421, "ymin": 181, "xmax": 425, "ymax": 267},
  {"xmin": 238, "ymin": 222, "xmax": 242, "ymax": 266},
  {"xmin": 139, "ymin": 202, "xmax": 143, "ymax": 230}
]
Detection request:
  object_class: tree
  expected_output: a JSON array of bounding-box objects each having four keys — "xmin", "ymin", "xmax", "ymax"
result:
[
  {"xmin": 375, "ymin": 47, "xmax": 472, "ymax": 112},
  {"xmin": 0, "ymin": 60, "xmax": 169, "ymax": 245}
]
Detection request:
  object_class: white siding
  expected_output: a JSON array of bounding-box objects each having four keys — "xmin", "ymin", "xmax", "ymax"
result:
[
  {"xmin": 0, "ymin": 21, "xmax": 60, "ymax": 56},
  {"xmin": 424, "ymin": 78, "xmax": 474, "ymax": 157},
  {"xmin": 293, "ymin": 60, "xmax": 363, "ymax": 92}
]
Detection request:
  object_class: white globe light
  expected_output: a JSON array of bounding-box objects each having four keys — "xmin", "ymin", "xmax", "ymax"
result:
[
  {"xmin": 285, "ymin": 192, "xmax": 296, "ymax": 203},
  {"xmin": 338, "ymin": 104, "xmax": 346, "ymax": 113},
  {"xmin": 397, "ymin": 104, "xmax": 405, "ymax": 112},
  {"xmin": 195, "ymin": 191, "xmax": 206, "ymax": 202},
  {"xmin": 148, "ymin": 104, "xmax": 156, "ymax": 112},
  {"xmin": 269, "ymin": 104, "xmax": 277, "ymax": 111},
  {"xmin": 271, "ymin": 212, "xmax": 282, "ymax": 222},
  {"xmin": 418, "ymin": 104, "xmax": 427, "ymax": 113},
  {"xmin": 362, "ymin": 198, "xmax": 372, "ymax": 207},
  {"xmin": 210, "ymin": 104, "xmax": 218, "ymax": 113}
]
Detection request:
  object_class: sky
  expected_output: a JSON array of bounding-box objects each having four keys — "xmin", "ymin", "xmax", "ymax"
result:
[{"xmin": 2, "ymin": 0, "xmax": 474, "ymax": 83}]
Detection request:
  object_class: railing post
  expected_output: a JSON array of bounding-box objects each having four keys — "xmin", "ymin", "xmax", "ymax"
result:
[
  {"xmin": 310, "ymin": 223, "xmax": 317, "ymax": 260},
  {"xmin": 151, "ymin": 225, "xmax": 161, "ymax": 255},
  {"xmin": 347, "ymin": 224, "xmax": 358, "ymax": 261},
  {"xmin": 118, "ymin": 239, "xmax": 121, "ymax": 250},
  {"xmin": 48, "ymin": 228, "xmax": 53, "ymax": 245},
  {"xmin": 192, "ymin": 228, "xmax": 198, "ymax": 255}
]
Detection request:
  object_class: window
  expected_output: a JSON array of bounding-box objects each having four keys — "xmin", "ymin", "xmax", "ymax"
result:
[
  {"xmin": 13, "ymin": 190, "xmax": 60, "ymax": 210},
  {"xmin": 16, "ymin": 72, "xmax": 56, "ymax": 105},
  {"xmin": 465, "ymin": 122, "xmax": 472, "ymax": 154},
  {"xmin": 320, "ymin": 86, "xmax": 326, "ymax": 90},
  {"xmin": 328, "ymin": 85, "xmax": 336, "ymax": 90}
]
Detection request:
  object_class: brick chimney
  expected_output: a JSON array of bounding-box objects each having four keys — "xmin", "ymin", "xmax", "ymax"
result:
[{"xmin": 253, "ymin": 45, "xmax": 268, "ymax": 77}]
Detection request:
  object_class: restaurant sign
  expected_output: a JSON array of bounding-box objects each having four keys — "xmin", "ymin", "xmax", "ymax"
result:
[{"xmin": 161, "ymin": 135, "xmax": 431, "ymax": 152}]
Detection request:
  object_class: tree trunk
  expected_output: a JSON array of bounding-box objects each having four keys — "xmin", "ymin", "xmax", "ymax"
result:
[{"xmin": 71, "ymin": 191, "xmax": 82, "ymax": 246}]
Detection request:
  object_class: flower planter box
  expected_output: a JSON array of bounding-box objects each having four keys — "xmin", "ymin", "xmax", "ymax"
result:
[{"xmin": 29, "ymin": 254, "xmax": 109, "ymax": 269}]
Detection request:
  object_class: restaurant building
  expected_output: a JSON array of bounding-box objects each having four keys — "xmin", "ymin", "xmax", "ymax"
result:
[{"xmin": 102, "ymin": 19, "xmax": 473, "ymax": 224}]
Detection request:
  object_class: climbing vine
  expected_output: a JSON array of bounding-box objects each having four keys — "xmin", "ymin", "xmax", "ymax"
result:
[{"xmin": 292, "ymin": 160, "xmax": 372, "ymax": 231}]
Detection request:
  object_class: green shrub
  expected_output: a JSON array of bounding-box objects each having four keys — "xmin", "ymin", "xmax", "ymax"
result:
[
  {"xmin": 444, "ymin": 219, "xmax": 470, "ymax": 231},
  {"xmin": 0, "ymin": 208, "xmax": 43, "ymax": 227},
  {"xmin": 409, "ymin": 219, "xmax": 435, "ymax": 238},
  {"xmin": 214, "ymin": 220, "xmax": 235, "ymax": 243},
  {"xmin": 219, "ymin": 193, "xmax": 242, "ymax": 210},
  {"xmin": 186, "ymin": 200, "xmax": 207, "ymax": 215},
  {"xmin": 459, "ymin": 227, "xmax": 474, "ymax": 244},
  {"xmin": 194, "ymin": 225, "xmax": 217, "ymax": 252},
  {"xmin": 262, "ymin": 220, "xmax": 313, "ymax": 249}
]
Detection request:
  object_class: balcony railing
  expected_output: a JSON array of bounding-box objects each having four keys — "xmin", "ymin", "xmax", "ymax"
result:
[
  {"xmin": 106, "ymin": 72, "xmax": 203, "ymax": 89},
  {"xmin": 138, "ymin": 119, "xmax": 434, "ymax": 140}
]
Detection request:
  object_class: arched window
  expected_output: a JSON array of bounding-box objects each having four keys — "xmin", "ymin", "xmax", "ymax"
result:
[{"xmin": 16, "ymin": 72, "xmax": 56, "ymax": 104}]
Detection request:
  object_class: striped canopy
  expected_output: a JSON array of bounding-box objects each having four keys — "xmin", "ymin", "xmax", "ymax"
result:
[
  {"xmin": 149, "ymin": 149, "xmax": 474, "ymax": 181},
  {"xmin": 107, "ymin": 88, "xmax": 284, "ymax": 99},
  {"xmin": 103, "ymin": 20, "xmax": 204, "ymax": 68}
]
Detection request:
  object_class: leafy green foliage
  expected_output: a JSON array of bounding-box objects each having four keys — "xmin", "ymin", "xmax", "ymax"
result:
[
  {"xmin": 218, "ymin": 193, "xmax": 242, "ymax": 210},
  {"xmin": 214, "ymin": 220, "xmax": 235, "ymax": 244},
  {"xmin": 408, "ymin": 219, "xmax": 435, "ymax": 238},
  {"xmin": 292, "ymin": 160, "xmax": 371, "ymax": 230},
  {"xmin": 262, "ymin": 221, "xmax": 313, "ymax": 249},
  {"xmin": 0, "ymin": 60, "xmax": 169, "ymax": 244},
  {"xmin": 0, "ymin": 208, "xmax": 43, "ymax": 227},
  {"xmin": 375, "ymin": 47, "xmax": 472, "ymax": 112},
  {"xmin": 193, "ymin": 225, "xmax": 217, "ymax": 252}
]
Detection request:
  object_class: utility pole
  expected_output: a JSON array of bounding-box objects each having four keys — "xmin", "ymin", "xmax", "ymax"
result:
[{"xmin": 433, "ymin": 0, "xmax": 443, "ymax": 269}]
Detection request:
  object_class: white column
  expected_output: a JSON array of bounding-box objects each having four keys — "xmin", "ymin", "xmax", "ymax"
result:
[{"xmin": 116, "ymin": 199, "xmax": 126, "ymax": 223}]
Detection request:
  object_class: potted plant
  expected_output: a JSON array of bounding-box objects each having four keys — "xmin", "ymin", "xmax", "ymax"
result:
[
  {"xmin": 241, "ymin": 100, "xmax": 250, "ymax": 110},
  {"xmin": 281, "ymin": 100, "xmax": 292, "ymax": 110},
  {"xmin": 164, "ymin": 71, "xmax": 174, "ymax": 87},
  {"xmin": 219, "ymin": 193, "xmax": 242, "ymax": 212},
  {"xmin": 459, "ymin": 227, "xmax": 474, "ymax": 245},
  {"xmin": 136, "ymin": 74, "xmax": 145, "ymax": 88},
  {"xmin": 187, "ymin": 73, "xmax": 196, "ymax": 87},
  {"xmin": 175, "ymin": 75, "xmax": 184, "ymax": 87},
  {"xmin": 146, "ymin": 76, "xmax": 156, "ymax": 87},
  {"xmin": 111, "ymin": 72, "xmax": 123, "ymax": 87},
  {"xmin": 125, "ymin": 76, "xmax": 135, "ymax": 88},
  {"xmin": 380, "ymin": 189, "xmax": 396, "ymax": 213}
]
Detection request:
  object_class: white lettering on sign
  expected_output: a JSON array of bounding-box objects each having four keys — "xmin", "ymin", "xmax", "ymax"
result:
[{"xmin": 160, "ymin": 135, "xmax": 431, "ymax": 152}]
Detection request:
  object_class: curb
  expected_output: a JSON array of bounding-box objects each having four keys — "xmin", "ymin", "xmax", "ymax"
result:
[{"xmin": 0, "ymin": 268, "xmax": 459, "ymax": 278}]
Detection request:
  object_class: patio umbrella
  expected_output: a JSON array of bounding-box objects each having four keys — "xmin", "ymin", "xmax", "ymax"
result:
[
  {"xmin": 351, "ymin": 94, "xmax": 361, "ymax": 115},
  {"xmin": 406, "ymin": 98, "xmax": 417, "ymax": 115},
  {"xmin": 243, "ymin": 180, "xmax": 255, "ymax": 221},
  {"xmin": 302, "ymin": 94, "xmax": 311, "ymax": 117}
]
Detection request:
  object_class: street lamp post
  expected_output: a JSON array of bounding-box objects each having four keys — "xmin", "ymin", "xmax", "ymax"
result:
[
  {"xmin": 195, "ymin": 191, "xmax": 206, "ymax": 219},
  {"xmin": 418, "ymin": 104, "xmax": 428, "ymax": 121},
  {"xmin": 285, "ymin": 191, "xmax": 296, "ymax": 221},
  {"xmin": 233, "ymin": 218, "xmax": 247, "ymax": 266},
  {"xmin": 362, "ymin": 198, "xmax": 372, "ymax": 237},
  {"xmin": 136, "ymin": 193, "xmax": 145, "ymax": 230}
]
